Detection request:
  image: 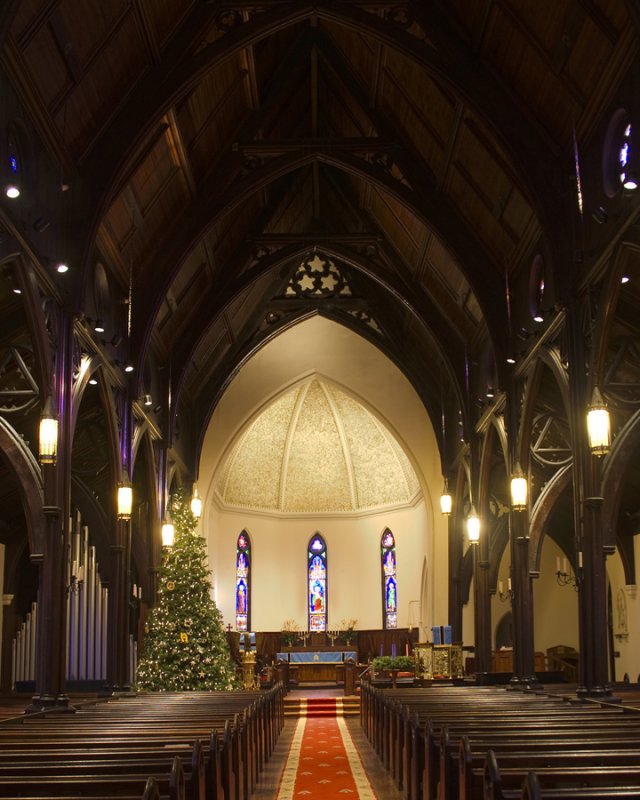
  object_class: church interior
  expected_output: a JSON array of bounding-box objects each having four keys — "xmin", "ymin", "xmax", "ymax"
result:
[{"xmin": 1, "ymin": 0, "xmax": 640, "ymax": 797}]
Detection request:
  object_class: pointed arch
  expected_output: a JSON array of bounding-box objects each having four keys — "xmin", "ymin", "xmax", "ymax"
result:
[
  {"xmin": 308, "ymin": 533, "xmax": 327, "ymax": 632},
  {"xmin": 235, "ymin": 530, "xmax": 251, "ymax": 632},
  {"xmin": 381, "ymin": 528, "xmax": 397, "ymax": 629}
]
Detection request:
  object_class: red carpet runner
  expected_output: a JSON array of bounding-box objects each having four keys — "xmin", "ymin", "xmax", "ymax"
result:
[
  {"xmin": 300, "ymin": 699, "xmax": 336, "ymax": 717},
  {"xmin": 276, "ymin": 715, "xmax": 377, "ymax": 799}
]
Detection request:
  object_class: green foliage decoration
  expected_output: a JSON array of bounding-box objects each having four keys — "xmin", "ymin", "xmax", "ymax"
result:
[
  {"xmin": 136, "ymin": 489, "xmax": 237, "ymax": 691},
  {"xmin": 371, "ymin": 655, "xmax": 415, "ymax": 672}
]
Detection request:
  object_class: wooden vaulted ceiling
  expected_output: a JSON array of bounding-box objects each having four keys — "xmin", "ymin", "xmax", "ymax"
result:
[{"xmin": 2, "ymin": 0, "xmax": 636, "ymax": 446}]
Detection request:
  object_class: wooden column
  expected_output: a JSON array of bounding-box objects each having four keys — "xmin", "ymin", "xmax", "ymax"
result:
[
  {"xmin": 511, "ymin": 528, "xmax": 538, "ymax": 686},
  {"xmin": 27, "ymin": 314, "xmax": 73, "ymax": 712},
  {"xmin": 566, "ymin": 297, "xmax": 611, "ymax": 697}
]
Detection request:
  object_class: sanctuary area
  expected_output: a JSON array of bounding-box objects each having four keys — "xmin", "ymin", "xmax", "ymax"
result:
[{"xmin": 1, "ymin": 1, "xmax": 640, "ymax": 798}]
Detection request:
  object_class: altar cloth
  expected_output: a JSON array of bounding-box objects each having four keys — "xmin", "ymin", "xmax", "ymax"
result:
[{"xmin": 277, "ymin": 651, "xmax": 357, "ymax": 663}]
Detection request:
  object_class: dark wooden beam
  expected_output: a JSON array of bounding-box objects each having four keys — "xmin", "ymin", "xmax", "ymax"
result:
[
  {"xmin": 314, "ymin": 28, "xmax": 506, "ymax": 352},
  {"xmin": 236, "ymin": 137, "xmax": 398, "ymax": 154}
]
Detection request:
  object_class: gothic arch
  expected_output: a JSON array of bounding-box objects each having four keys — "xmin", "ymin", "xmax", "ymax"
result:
[{"xmin": 0, "ymin": 417, "xmax": 45, "ymax": 557}]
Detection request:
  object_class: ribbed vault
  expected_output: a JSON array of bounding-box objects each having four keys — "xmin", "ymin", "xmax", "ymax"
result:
[{"xmin": 214, "ymin": 377, "xmax": 420, "ymax": 514}]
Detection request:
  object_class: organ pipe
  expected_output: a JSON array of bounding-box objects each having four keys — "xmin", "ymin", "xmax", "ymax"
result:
[{"xmin": 12, "ymin": 510, "xmax": 110, "ymax": 688}]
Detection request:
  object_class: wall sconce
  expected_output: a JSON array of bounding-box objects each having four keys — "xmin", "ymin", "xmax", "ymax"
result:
[
  {"xmin": 191, "ymin": 483, "xmax": 202, "ymax": 518},
  {"xmin": 143, "ymin": 394, "xmax": 152, "ymax": 407},
  {"xmin": 117, "ymin": 481, "xmax": 133, "ymax": 520},
  {"xmin": 5, "ymin": 183, "xmax": 20, "ymax": 199},
  {"xmin": 440, "ymin": 479, "xmax": 452, "ymax": 515},
  {"xmin": 510, "ymin": 464, "xmax": 528, "ymax": 512},
  {"xmin": 39, "ymin": 401, "xmax": 58, "ymax": 465},
  {"xmin": 498, "ymin": 578, "xmax": 513, "ymax": 602},
  {"xmin": 162, "ymin": 519, "xmax": 175, "ymax": 548},
  {"xmin": 587, "ymin": 386, "xmax": 610, "ymax": 456},
  {"xmin": 467, "ymin": 507, "xmax": 480, "ymax": 544},
  {"xmin": 555, "ymin": 556, "xmax": 579, "ymax": 590},
  {"xmin": 94, "ymin": 319, "xmax": 105, "ymax": 333}
]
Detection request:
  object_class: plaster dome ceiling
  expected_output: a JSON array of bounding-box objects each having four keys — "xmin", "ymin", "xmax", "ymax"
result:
[{"xmin": 214, "ymin": 378, "xmax": 421, "ymax": 515}]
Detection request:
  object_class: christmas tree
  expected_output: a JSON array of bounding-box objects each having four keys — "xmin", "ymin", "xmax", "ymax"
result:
[{"xmin": 136, "ymin": 489, "xmax": 238, "ymax": 691}]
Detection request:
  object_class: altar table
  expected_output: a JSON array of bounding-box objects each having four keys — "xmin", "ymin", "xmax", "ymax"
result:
[{"xmin": 276, "ymin": 650, "xmax": 357, "ymax": 682}]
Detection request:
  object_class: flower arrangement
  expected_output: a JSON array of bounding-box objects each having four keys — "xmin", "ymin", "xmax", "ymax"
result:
[
  {"xmin": 281, "ymin": 619, "xmax": 299, "ymax": 646},
  {"xmin": 340, "ymin": 618, "xmax": 357, "ymax": 644}
]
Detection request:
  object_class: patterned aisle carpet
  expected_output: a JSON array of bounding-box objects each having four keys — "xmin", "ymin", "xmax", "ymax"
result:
[{"xmin": 276, "ymin": 715, "xmax": 377, "ymax": 799}]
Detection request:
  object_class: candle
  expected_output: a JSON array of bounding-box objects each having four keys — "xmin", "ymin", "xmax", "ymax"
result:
[
  {"xmin": 556, "ymin": 556, "xmax": 560, "ymax": 573},
  {"xmin": 563, "ymin": 557, "xmax": 568, "ymax": 575},
  {"xmin": 507, "ymin": 578, "xmax": 512, "ymax": 591},
  {"xmin": 405, "ymin": 643, "xmax": 409, "ymax": 656},
  {"xmin": 499, "ymin": 580, "xmax": 504, "ymax": 594},
  {"xmin": 578, "ymin": 551, "xmax": 583, "ymax": 568}
]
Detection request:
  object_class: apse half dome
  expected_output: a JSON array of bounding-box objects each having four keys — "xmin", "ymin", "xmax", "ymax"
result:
[{"xmin": 214, "ymin": 378, "xmax": 421, "ymax": 515}]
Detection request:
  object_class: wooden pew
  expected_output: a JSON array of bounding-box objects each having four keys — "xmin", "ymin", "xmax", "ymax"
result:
[
  {"xmin": 360, "ymin": 683, "xmax": 640, "ymax": 800},
  {"xmin": 0, "ymin": 685, "xmax": 285, "ymax": 800},
  {"xmin": 486, "ymin": 750, "xmax": 640, "ymax": 800}
]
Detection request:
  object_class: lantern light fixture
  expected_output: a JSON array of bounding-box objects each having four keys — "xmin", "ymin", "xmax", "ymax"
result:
[
  {"xmin": 162, "ymin": 519, "xmax": 175, "ymax": 548},
  {"xmin": 587, "ymin": 386, "xmax": 610, "ymax": 456},
  {"xmin": 440, "ymin": 479, "xmax": 452, "ymax": 515},
  {"xmin": 191, "ymin": 483, "xmax": 202, "ymax": 518},
  {"xmin": 510, "ymin": 463, "xmax": 528, "ymax": 512},
  {"xmin": 117, "ymin": 481, "xmax": 133, "ymax": 520},
  {"xmin": 38, "ymin": 401, "xmax": 58, "ymax": 465},
  {"xmin": 467, "ymin": 507, "xmax": 480, "ymax": 544}
]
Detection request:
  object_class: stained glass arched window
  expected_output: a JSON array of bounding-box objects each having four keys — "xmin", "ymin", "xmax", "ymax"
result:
[
  {"xmin": 235, "ymin": 531, "xmax": 251, "ymax": 631},
  {"xmin": 308, "ymin": 534, "xmax": 327, "ymax": 632},
  {"xmin": 381, "ymin": 528, "xmax": 397, "ymax": 629}
]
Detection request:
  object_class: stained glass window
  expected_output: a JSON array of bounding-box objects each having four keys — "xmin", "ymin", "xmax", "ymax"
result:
[
  {"xmin": 308, "ymin": 534, "xmax": 327, "ymax": 632},
  {"xmin": 381, "ymin": 528, "xmax": 397, "ymax": 629},
  {"xmin": 619, "ymin": 123, "xmax": 633, "ymax": 187},
  {"xmin": 235, "ymin": 531, "xmax": 250, "ymax": 631}
]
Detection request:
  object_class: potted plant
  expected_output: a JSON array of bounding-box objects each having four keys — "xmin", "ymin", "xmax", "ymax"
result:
[{"xmin": 372, "ymin": 654, "xmax": 415, "ymax": 674}]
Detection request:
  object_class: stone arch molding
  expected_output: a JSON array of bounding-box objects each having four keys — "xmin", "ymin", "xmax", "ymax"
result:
[{"xmin": 0, "ymin": 417, "xmax": 45, "ymax": 556}]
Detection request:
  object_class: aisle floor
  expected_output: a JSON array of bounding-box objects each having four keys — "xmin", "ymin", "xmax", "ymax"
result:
[{"xmin": 251, "ymin": 716, "xmax": 403, "ymax": 800}]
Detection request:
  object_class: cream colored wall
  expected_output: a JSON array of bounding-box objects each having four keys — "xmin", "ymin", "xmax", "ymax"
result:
[
  {"xmin": 607, "ymin": 545, "xmax": 637, "ymax": 682},
  {"xmin": 197, "ymin": 317, "xmax": 448, "ymax": 639},
  {"xmin": 208, "ymin": 500, "xmax": 428, "ymax": 633},
  {"xmin": 534, "ymin": 536, "xmax": 579, "ymax": 655}
]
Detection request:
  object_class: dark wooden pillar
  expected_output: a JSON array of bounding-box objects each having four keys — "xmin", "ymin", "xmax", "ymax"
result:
[
  {"xmin": 447, "ymin": 510, "xmax": 463, "ymax": 642},
  {"xmin": 27, "ymin": 315, "xmax": 73, "ymax": 712},
  {"xmin": 511, "ymin": 527, "xmax": 538, "ymax": 686},
  {"xmin": 104, "ymin": 383, "xmax": 135, "ymax": 695},
  {"xmin": 473, "ymin": 528, "xmax": 492, "ymax": 677},
  {"xmin": 566, "ymin": 297, "xmax": 611, "ymax": 697}
]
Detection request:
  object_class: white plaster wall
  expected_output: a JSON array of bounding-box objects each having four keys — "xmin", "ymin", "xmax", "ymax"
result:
[
  {"xmin": 533, "ymin": 536, "xmax": 579, "ymax": 655},
  {"xmin": 196, "ymin": 317, "xmax": 449, "ymax": 640},
  {"xmin": 208, "ymin": 500, "xmax": 428, "ymax": 633},
  {"xmin": 607, "ymin": 545, "xmax": 638, "ymax": 682}
]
